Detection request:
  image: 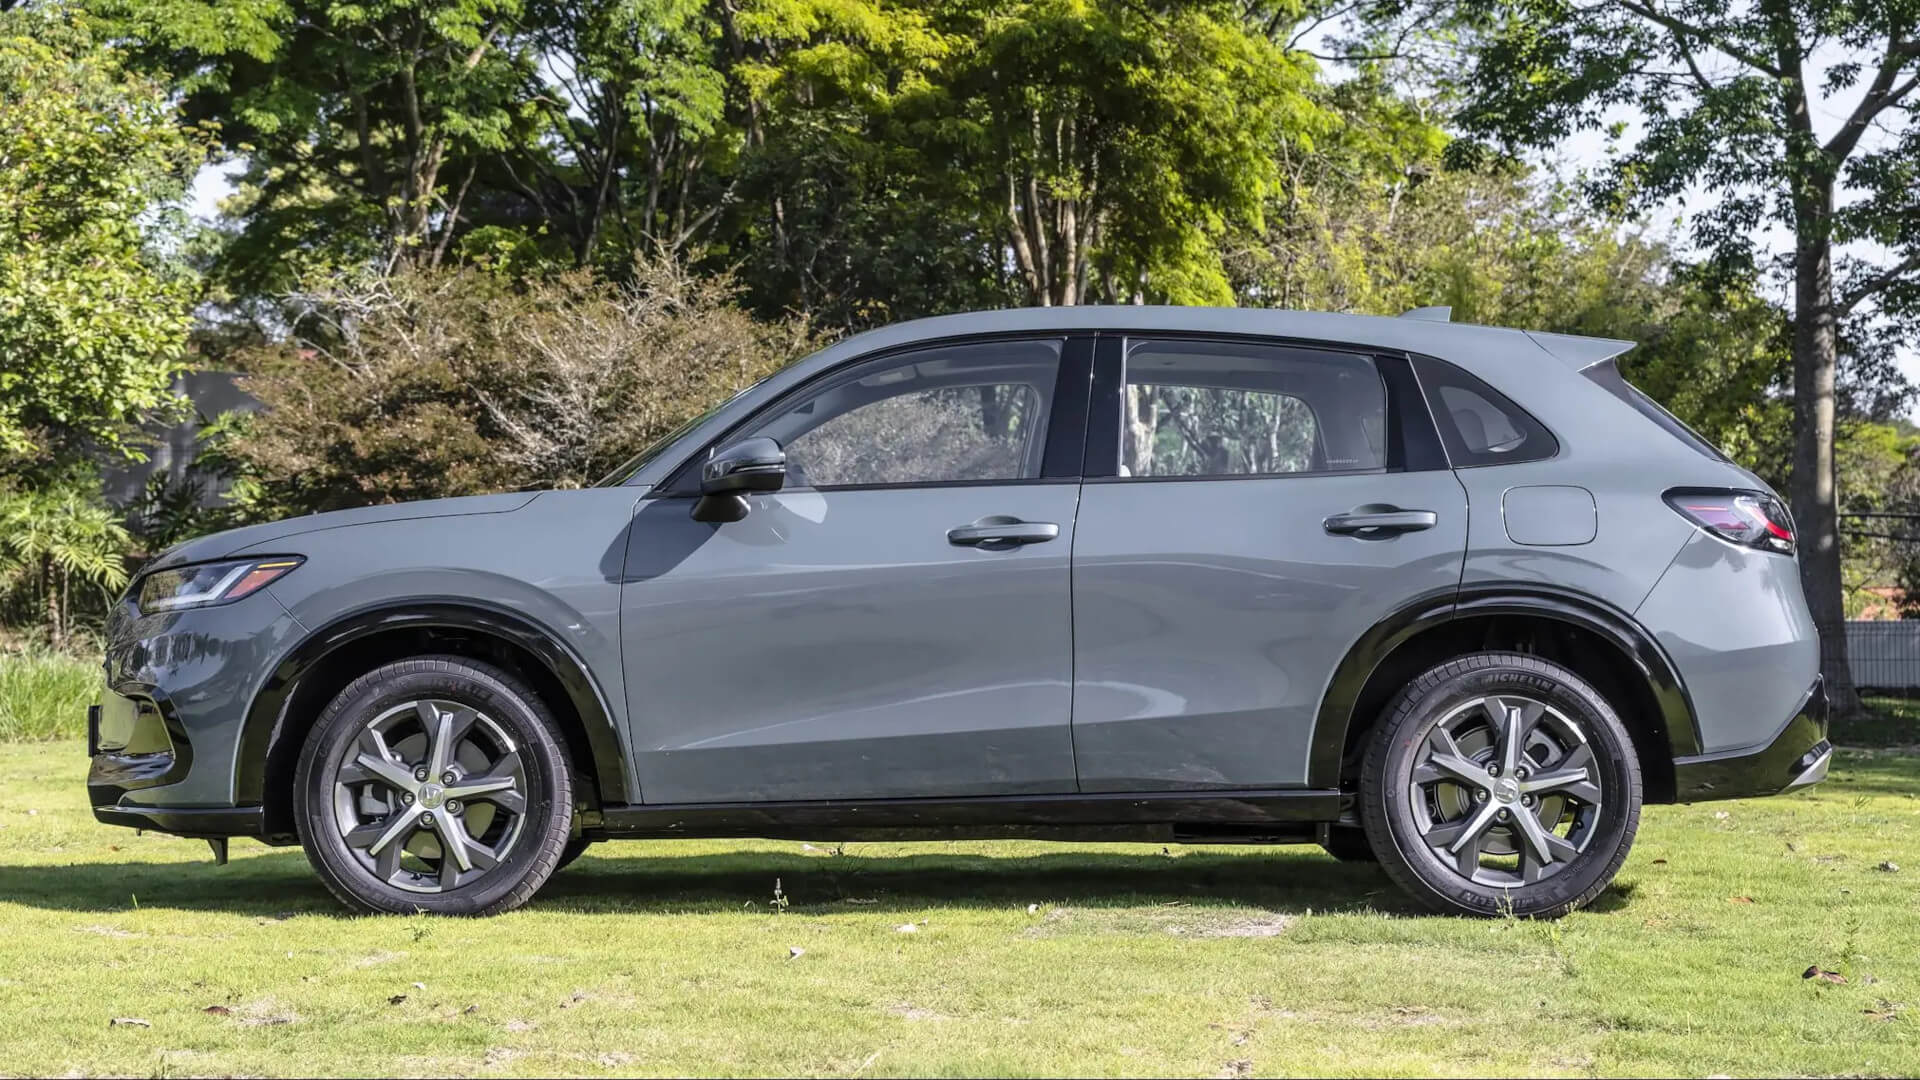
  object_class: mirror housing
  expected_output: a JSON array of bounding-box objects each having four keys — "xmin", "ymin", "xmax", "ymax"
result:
[{"xmin": 692, "ymin": 437, "xmax": 785, "ymax": 522}]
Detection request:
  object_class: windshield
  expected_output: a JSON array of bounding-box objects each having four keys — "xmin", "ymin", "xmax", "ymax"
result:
[{"xmin": 593, "ymin": 383, "xmax": 759, "ymax": 488}]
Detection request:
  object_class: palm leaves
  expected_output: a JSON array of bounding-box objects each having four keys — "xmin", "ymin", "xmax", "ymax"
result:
[{"xmin": 0, "ymin": 484, "xmax": 132, "ymax": 649}]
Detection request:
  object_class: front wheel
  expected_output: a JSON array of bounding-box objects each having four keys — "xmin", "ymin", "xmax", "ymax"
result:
[
  {"xmin": 294, "ymin": 656, "xmax": 574, "ymax": 915},
  {"xmin": 1360, "ymin": 652, "xmax": 1641, "ymax": 918}
]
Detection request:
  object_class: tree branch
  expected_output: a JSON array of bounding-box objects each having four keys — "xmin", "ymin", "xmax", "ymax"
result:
[
  {"xmin": 1611, "ymin": 0, "xmax": 1783, "ymax": 77},
  {"xmin": 1839, "ymin": 252, "xmax": 1920, "ymax": 316},
  {"xmin": 1664, "ymin": 6, "xmax": 1721, "ymax": 98},
  {"xmin": 1825, "ymin": 36, "xmax": 1920, "ymax": 162}
]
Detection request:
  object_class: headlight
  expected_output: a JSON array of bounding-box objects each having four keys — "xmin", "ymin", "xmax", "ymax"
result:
[{"xmin": 136, "ymin": 557, "xmax": 305, "ymax": 613}]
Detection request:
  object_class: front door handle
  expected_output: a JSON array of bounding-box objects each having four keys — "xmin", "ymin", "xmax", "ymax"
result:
[
  {"xmin": 947, "ymin": 516, "xmax": 1060, "ymax": 547},
  {"xmin": 1322, "ymin": 508, "xmax": 1438, "ymax": 537}
]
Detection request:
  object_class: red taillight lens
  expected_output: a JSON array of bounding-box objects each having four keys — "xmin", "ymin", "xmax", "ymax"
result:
[{"xmin": 1664, "ymin": 489, "xmax": 1795, "ymax": 554}]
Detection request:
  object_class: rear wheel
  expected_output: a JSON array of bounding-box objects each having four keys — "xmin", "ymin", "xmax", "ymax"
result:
[
  {"xmin": 294, "ymin": 656, "xmax": 573, "ymax": 916},
  {"xmin": 1360, "ymin": 652, "xmax": 1640, "ymax": 918}
]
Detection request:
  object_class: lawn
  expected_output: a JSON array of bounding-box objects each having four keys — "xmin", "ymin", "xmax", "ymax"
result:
[{"xmin": 1, "ymin": 740, "xmax": 1916, "ymax": 1077}]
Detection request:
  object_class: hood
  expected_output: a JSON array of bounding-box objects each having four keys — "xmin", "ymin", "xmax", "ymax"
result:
[{"xmin": 142, "ymin": 492, "xmax": 543, "ymax": 573}]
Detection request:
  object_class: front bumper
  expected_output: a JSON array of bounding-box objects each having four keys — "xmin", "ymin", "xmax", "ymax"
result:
[
  {"xmin": 87, "ymin": 595, "xmax": 306, "ymax": 840},
  {"xmin": 1672, "ymin": 676, "xmax": 1831, "ymax": 802},
  {"xmin": 93, "ymin": 803, "xmax": 265, "ymax": 837}
]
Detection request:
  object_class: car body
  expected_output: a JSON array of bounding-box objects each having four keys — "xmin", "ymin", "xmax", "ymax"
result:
[{"xmin": 87, "ymin": 305, "xmax": 1831, "ymax": 916}]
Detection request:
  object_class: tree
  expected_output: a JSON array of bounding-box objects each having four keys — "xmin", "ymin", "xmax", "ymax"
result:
[
  {"xmin": 500, "ymin": 0, "xmax": 733, "ymax": 267},
  {"xmin": 1392, "ymin": 0, "xmax": 1920, "ymax": 715},
  {"xmin": 0, "ymin": 482, "xmax": 133, "ymax": 651},
  {"xmin": 97, "ymin": 0, "xmax": 537, "ymax": 295},
  {"xmin": 0, "ymin": 13, "xmax": 204, "ymax": 463},
  {"xmin": 928, "ymin": 0, "xmax": 1322, "ymax": 305}
]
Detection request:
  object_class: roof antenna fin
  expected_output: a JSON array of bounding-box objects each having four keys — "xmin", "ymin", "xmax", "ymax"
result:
[{"xmin": 1399, "ymin": 306, "xmax": 1452, "ymax": 322}]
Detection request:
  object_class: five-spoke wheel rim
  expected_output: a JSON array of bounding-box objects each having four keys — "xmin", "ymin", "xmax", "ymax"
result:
[
  {"xmin": 1409, "ymin": 694, "xmax": 1605, "ymax": 888},
  {"xmin": 331, "ymin": 699, "xmax": 529, "ymax": 894}
]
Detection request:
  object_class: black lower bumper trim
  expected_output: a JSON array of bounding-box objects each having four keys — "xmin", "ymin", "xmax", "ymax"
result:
[
  {"xmin": 1672, "ymin": 676, "xmax": 1830, "ymax": 802},
  {"xmin": 92, "ymin": 804, "xmax": 265, "ymax": 838}
]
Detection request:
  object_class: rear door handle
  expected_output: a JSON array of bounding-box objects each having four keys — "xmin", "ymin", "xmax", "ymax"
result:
[
  {"xmin": 1322, "ymin": 509, "xmax": 1438, "ymax": 537},
  {"xmin": 947, "ymin": 516, "xmax": 1060, "ymax": 547}
]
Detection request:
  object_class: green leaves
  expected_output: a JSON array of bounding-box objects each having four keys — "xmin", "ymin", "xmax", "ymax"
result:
[{"xmin": 0, "ymin": 12, "xmax": 205, "ymax": 459}]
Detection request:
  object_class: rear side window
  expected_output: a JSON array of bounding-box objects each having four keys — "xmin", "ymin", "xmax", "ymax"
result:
[
  {"xmin": 1411, "ymin": 355, "xmax": 1557, "ymax": 467},
  {"xmin": 1118, "ymin": 339, "xmax": 1387, "ymax": 478},
  {"xmin": 1583, "ymin": 361, "xmax": 1732, "ymax": 464}
]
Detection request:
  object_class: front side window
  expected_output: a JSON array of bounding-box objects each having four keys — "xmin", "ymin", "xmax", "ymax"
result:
[
  {"xmin": 739, "ymin": 339, "xmax": 1061, "ymax": 489},
  {"xmin": 1118, "ymin": 339, "xmax": 1387, "ymax": 478}
]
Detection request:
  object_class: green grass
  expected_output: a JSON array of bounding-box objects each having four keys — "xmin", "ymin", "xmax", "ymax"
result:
[
  {"xmin": 0, "ymin": 649, "xmax": 99, "ymax": 740},
  {"xmin": 2, "ymin": 741, "xmax": 1917, "ymax": 1077},
  {"xmin": 1859, "ymin": 696, "xmax": 1920, "ymax": 747}
]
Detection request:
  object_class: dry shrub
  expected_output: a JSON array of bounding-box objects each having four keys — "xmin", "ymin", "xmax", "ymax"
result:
[{"xmin": 231, "ymin": 256, "xmax": 818, "ymax": 517}]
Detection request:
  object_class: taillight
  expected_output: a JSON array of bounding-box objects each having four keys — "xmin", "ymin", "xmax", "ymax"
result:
[{"xmin": 1663, "ymin": 489, "xmax": 1795, "ymax": 554}]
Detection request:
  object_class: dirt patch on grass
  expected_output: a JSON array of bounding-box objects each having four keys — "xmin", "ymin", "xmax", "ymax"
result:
[
  {"xmin": 1195, "ymin": 915, "xmax": 1293, "ymax": 938},
  {"xmin": 1024, "ymin": 906, "xmax": 1292, "ymax": 939},
  {"xmin": 235, "ymin": 997, "xmax": 301, "ymax": 1027}
]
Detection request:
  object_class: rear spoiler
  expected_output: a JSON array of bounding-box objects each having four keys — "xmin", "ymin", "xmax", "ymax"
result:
[{"xmin": 1525, "ymin": 330, "xmax": 1635, "ymax": 371}]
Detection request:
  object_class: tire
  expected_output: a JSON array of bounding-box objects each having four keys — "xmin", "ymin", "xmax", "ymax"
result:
[
  {"xmin": 1359, "ymin": 652, "xmax": 1641, "ymax": 918},
  {"xmin": 555, "ymin": 835, "xmax": 595, "ymax": 872},
  {"xmin": 294, "ymin": 656, "xmax": 573, "ymax": 916},
  {"xmin": 1319, "ymin": 825, "xmax": 1379, "ymax": 863}
]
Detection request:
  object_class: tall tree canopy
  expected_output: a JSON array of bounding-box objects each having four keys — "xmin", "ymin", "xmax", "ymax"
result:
[
  {"xmin": 1419, "ymin": 0, "xmax": 1920, "ymax": 715},
  {"xmin": 92, "ymin": 0, "xmax": 1337, "ymax": 321},
  {"xmin": 97, "ymin": 0, "xmax": 534, "ymax": 295}
]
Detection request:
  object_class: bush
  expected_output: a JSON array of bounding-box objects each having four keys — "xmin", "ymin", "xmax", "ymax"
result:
[
  {"xmin": 0, "ymin": 647, "xmax": 98, "ymax": 741},
  {"xmin": 225, "ymin": 256, "xmax": 819, "ymax": 519}
]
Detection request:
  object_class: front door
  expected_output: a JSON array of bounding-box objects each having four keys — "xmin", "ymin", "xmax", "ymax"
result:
[
  {"xmin": 620, "ymin": 337, "xmax": 1086, "ymax": 804},
  {"xmin": 1069, "ymin": 335, "xmax": 1469, "ymax": 791}
]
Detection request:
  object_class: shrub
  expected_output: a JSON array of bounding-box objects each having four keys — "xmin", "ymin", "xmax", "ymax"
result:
[{"xmin": 227, "ymin": 256, "xmax": 819, "ymax": 519}]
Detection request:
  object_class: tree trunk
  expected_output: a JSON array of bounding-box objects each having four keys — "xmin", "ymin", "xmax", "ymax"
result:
[
  {"xmin": 41, "ymin": 554, "xmax": 61, "ymax": 652},
  {"xmin": 1788, "ymin": 186, "xmax": 1863, "ymax": 719},
  {"xmin": 1124, "ymin": 385, "xmax": 1158, "ymax": 476}
]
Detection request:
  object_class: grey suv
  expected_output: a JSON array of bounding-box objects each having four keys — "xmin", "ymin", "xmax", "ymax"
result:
[{"xmin": 87, "ymin": 306, "xmax": 1830, "ymax": 918}]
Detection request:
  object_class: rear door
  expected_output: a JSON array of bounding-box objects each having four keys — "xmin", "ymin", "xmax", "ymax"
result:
[{"xmin": 1069, "ymin": 335, "xmax": 1467, "ymax": 791}]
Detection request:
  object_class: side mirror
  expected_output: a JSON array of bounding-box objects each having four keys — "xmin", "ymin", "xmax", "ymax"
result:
[{"xmin": 692, "ymin": 437, "xmax": 786, "ymax": 522}]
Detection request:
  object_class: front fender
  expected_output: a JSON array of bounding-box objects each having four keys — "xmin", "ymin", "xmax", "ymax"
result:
[{"xmin": 234, "ymin": 600, "xmax": 634, "ymax": 811}]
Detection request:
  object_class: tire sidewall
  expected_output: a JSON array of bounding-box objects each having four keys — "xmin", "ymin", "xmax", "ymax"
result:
[
  {"xmin": 1365, "ymin": 656, "xmax": 1641, "ymax": 917},
  {"xmin": 294, "ymin": 659, "xmax": 571, "ymax": 915}
]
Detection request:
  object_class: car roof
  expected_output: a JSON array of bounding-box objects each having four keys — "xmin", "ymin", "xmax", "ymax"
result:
[{"xmin": 801, "ymin": 306, "xmax": 1634, "ymax": 377}]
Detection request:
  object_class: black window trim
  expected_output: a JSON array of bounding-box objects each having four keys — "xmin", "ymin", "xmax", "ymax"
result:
[
  {"xmin": 645, "ymin": 327, "xmax": 1467, "ymax": 496},
  {"xmin": 651, "ymin": 331, "xmax": 1092, "ymax": 498}
]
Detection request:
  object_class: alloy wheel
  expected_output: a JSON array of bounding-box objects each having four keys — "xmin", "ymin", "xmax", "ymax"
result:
[
  {"xmin": 1409, "ymin": 694, "xmax": 1605, "ymax": 888},
  {"xmin": 330, "ymin": 699, "xmax": 529, "ymax": 893}
]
